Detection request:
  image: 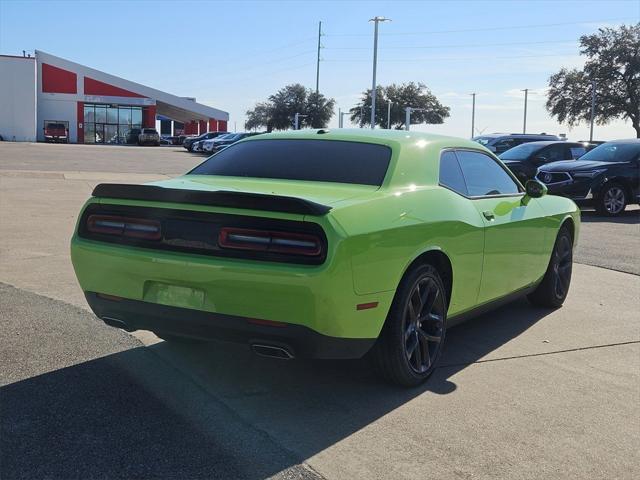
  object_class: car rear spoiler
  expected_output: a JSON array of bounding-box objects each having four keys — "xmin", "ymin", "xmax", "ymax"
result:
[{"xmin": 91, "ymin": 183, "xmax": 332, "ymax": 216}]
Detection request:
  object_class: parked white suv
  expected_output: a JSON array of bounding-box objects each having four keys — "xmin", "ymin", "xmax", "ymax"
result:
[{"xmin": 138, "ymin": 128, "xmax": 160, "ymax": 146}]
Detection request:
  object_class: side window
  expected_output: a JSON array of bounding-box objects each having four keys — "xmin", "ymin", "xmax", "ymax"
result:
[
  {"xmin": 541, "ymin": 144, "xmax": 565, "ymax": 162},
  {"xmin": 439, "ymin": 151, "xmax": 467, "ymax": 195},
  {"xmin": 456, "ymin": 150, "xmax": 521, "ymax": 197},
  {"xmin": 493, "ymin": 138, "xmax": 516, "ymax": 153},
  {"xmin": 569, "ymin": 146, "xmax": 586, "ymax": 159}
]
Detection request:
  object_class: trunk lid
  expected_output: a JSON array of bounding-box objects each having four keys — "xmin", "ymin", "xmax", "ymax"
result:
[{"xmin": 147, "ymin": 175, "xmax": 381, "ymax": 210}]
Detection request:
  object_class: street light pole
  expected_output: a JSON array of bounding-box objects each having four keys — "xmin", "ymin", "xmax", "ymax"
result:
[
  {"xmin": 387, "ymin": 101, "xmax": 393, "ymax": 129},
  {"xmin": 315, "ymin": 21, "xmax": 322, "ymax": 95},
  {"xmin": 405, "ymin": 107, "xmax": 411, "ymax": 131},
  {"xmin": 470, "ymin": 93, "xmax": 476, "ymax": 139},
  {"xmin": 369, "ymin": 16, "xmax": 391, "ymax": 129},
  {"xmin": 339, "ymin": 110, "xmax": 350, "ymax": 128},
  {"xmin": 294, "ymin": 113, "xmax": 307, "ymax": 130},
  {"xmin": 522, "ymin": 88, "xmax": 529, "ymax": 134},
  {"xmin": 590, "ymin": 79, "xmax": 596, "ymax": 142}
]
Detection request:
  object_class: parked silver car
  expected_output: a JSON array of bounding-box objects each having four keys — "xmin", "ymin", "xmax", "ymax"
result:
[{"xmin": 138, "ymin": 128, "xmax": 160, "ymax": 146}]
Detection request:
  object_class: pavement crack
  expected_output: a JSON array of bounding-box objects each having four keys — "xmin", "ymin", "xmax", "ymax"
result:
[{"xmin": 438, "ymin": 340, "xmax": 640, "ymax": 369}]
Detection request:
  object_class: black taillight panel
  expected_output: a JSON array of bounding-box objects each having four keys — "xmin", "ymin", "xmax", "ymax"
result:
[{"xmin": 78, "ymin": 203, "xmax": 327, "ymax": 265}]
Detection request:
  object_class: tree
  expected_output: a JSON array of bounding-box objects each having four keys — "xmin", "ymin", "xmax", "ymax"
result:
[
  {"xmin": 245, "ymin": 102, "xmax": 271, "ymax": 131},
  {"xmin": 245, "ymin": 84, "xmax": 335, "ymax": 131},
  {"xmin": 546, "ymin": 23, "xmax": 640, "ymax": 138},
  {"xmin": 349, "ymin": 82, "xmax": 450, "ymax": 129}
]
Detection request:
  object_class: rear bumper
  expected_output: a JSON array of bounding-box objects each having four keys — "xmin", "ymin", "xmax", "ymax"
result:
[
  {"xmin": 85, "ymin": 292, "xmax": 375, "ymax": 359},
  {"xmin": 71, "ymin": 234, "xmax": 392, "ymax": 340}
]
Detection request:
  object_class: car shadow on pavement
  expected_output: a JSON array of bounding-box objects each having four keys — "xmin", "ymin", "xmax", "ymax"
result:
[
  {"xmin": 580, "ymin": 208, "xmax": 639, "ymax": 224},
  {"xmin": 1, "ymin": 298, "xmax": 551, "ymax": 480}
]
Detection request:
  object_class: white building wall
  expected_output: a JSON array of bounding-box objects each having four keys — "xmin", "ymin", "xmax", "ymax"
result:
[{"xmin": 0, "ymin": 56, "xmax": 37, "ymax": 142}]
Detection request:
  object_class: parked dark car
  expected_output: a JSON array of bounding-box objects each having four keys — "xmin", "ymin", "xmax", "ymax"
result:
[
  {"xmin": 201, "ymin": 132, "xmax": 263, "ymax": 154},
  {"xmin": 183, "ymin": 131, "xmax": 228, "ymax": 152},
  {"xmin": 536, "ymin": 139, "xmax": 640, "ymax": 216},
  {"xmin": 125, "ymin": 128, "xmax": 142, "ymax": 144},
  {"xmin": 499, "ymin": 141, "xmax": 595, "ymax": 183},
  {"xmin": 160, "ymin": 135, "xmax": 178, "ymax": 145},
  {"xmin": 473, "ymin": 133, "xmax": 560, "ymax": 154}
]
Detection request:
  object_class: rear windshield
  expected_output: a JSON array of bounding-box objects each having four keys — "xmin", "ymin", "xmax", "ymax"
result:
[
  {"xmin": 46, "ymin": 123, "xmax": 65, "ymax": 129},
  {"xmin": 578, "ymin": 142, "xmax": 640, "ymax": 163},
  {"xmin": 189, "ymin": 139, "xmax": 392, "ymax": 186},
  {"xmin": 142, "ymin": 129, "xmax": 157, "ymax": 134}
]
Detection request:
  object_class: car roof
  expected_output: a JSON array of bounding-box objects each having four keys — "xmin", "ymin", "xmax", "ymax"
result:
[
  {"xmin": 600, "ymin": 139, "xmax": 640, "ymax": 144},
  {"xmin": 511, "ymin": 140, "xmax": 583, "ymax": 147},
  {"xmin": 244, "ymin": 128, "xmax": 476, "ymax": 145},
  {"xmin": 475, "ymin": 133, "xmax": 557, "ymax": 139}
]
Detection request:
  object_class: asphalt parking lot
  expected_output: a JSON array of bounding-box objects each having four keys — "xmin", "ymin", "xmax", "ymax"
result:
[{"xmin": 1, "ymin": 142, "xmax": 639, "ymax": 480}]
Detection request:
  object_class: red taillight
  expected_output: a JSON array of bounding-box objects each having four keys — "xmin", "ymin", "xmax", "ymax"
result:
[
  {"xmin": 87, "ymin": 215, "xmax": 161, "ymax": 240},
  {"xmin": 219, "ymin": 227, "xmax": 322, "ymax": 256}
]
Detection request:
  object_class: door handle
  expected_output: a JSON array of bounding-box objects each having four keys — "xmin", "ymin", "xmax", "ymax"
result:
[{"xmin": 482, "ymin": 210, "xmax": 495, "ymax": 221}]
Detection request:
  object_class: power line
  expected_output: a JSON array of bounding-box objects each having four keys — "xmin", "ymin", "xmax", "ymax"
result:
[
  {"xmin": 324, "ymin": 38, "xmax": 578, "ymax": 50},
  {"xmin": 323, "ymin": 17, "xmax": 637, "ymax": 37},
  {"xmin": 323, "ymin": 52, "xmax": 581, "ymax": 63}
]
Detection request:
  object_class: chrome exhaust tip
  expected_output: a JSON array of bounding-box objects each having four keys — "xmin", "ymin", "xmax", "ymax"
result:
[{"xmin": 251, "ymin": 343, "xmax": 294, "ymax": 360}]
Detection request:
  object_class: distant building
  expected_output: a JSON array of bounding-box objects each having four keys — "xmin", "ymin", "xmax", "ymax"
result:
[{"xmin": 0, "ymin": 50, "xmax": 228, "ymax": 143}]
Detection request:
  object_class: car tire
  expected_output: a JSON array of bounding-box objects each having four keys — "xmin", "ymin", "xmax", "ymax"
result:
[
  {"xmin": 371, "ymin": 263, "xmax": 447, "ymax": 387},
  {"xmin": 155, "ymin": 332, "xmax": 205, "ymax": 344},
  {"xmin": 527, "ymin": 225, "xmax": 573, "ymax": 308},
  {"xmin": 596, "ymin": 182, "xmax": 627, "ymax": 216}
]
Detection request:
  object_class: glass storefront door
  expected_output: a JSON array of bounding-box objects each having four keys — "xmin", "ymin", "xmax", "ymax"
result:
[
  {"xmin": 83, "ymin": 103, "xmax": 144, "ymax": 144},
  {"xmin": 105, "ymin": 124, "xmax": 118, "ymax": 144},
  {"xmin": 94, "ymin": 124, "xmax": 105, "ymax": 144}
]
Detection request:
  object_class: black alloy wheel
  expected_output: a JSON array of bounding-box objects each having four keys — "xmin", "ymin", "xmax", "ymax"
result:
[
  {"xmin": 372, "ymin": 264, "xmax": 447, "ymax": 387},
  {"xmin": 402, "ymin": 276, "xmax": 446, "ymax": 375},
  {"xmin": 528, "ymin": 225, "xmax": 573, "ymax": 308},
  {"xmin": 552, "ymin": 232, "xmax": 573, "ymax": 300}
]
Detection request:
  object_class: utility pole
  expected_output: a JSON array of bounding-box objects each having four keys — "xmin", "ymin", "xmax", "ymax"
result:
[
  {"xmin": 387, "ymin": 101, "xmax": 393, "ymax": 129},
  {"xmin": 522, "ymin": 88, "xmax": 529, "ymax": 134},
  {"xmin": 589, "ymin": 79, "xmax": 596, "ymax": 142},
  {"xmin": 470, "ymin": 93, "xmax": 476, "ymax": 139},
  {"xmin": 315, "ymin": 21, "xmax": 322, "ymax": 95},
  {"xmin": 369, "ymin": 16, "xmax": 391, "ymax": 129}
]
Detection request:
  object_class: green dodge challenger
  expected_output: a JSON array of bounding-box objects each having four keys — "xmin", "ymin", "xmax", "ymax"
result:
[{"xmin": 71, "ymin": 129, "xmax": 579, "ymax": 386}]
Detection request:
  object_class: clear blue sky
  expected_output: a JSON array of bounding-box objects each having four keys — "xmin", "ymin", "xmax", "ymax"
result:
[{"xmin": 1, "ymin": 0, "xmax": 639, "ymax": 139}]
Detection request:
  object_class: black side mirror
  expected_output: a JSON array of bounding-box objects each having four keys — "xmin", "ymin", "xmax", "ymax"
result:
[{"xmin": 525, "ymin": 179, "xmax": 547, "ymax": 198}]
